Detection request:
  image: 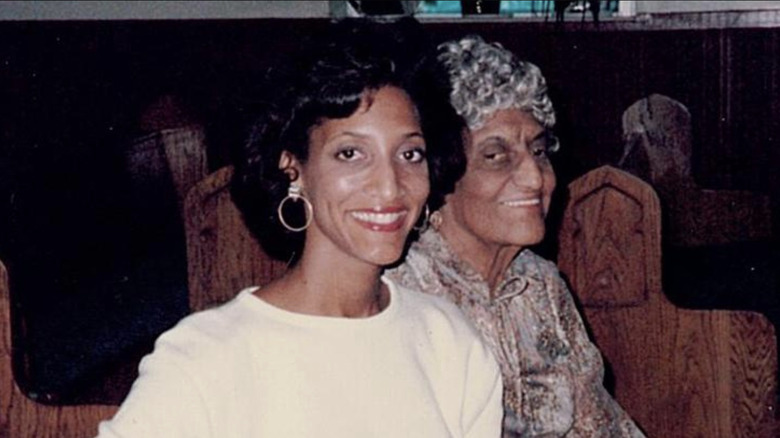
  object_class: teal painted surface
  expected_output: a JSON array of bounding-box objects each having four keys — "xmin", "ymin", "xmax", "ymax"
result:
[{"xmin": 417, "ymin": 0, "xmax": 618, "ymax": 17}]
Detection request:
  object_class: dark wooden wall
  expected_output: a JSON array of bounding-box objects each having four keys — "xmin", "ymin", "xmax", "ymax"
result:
[
  {"xmin": 436, "ymin": 24, "xmax": 780, "ymax": 196},
  {"xmin": 2, "ymin": 19, "xmax": 778, "ymax": 208},
  {"xmin": 0, "ymin": 18, "xmax": 778, "ymax": 404}
]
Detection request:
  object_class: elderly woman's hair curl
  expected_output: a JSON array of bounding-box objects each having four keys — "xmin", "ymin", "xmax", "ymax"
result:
[{"xmin": 438, "ymin": 35, "xmax": 556, "ymax": 134}]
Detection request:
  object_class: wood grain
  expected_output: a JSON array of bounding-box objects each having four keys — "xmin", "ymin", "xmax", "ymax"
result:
[
  {"xmin": 7, "ymin": 163, "xmax": 774, "ymax": 436},
  {"xmin": 558, "ymin": 165, "xmax": 778, "ymax": 437},
  {"xmin": 184, "ymin": 166, "xmax": 287, "ymax": 312}
]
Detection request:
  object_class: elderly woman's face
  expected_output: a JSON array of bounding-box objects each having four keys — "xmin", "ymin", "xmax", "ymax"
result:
[
  {"xmin": 445, "ymin": 108, "xmax": 556, "ymax": 249},
  {"xmin": 291, "ymin": 86, "xmax": 429, "ymax": 267}
]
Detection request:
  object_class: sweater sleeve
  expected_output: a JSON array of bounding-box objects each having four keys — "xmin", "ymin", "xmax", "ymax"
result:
[
  {"xmin": 95, "ymin": 332, "xmax": 213, "ymax": 438},
  {"xmin": 462, "ymin": 337, "xmax": 504, "ymax": 437}
]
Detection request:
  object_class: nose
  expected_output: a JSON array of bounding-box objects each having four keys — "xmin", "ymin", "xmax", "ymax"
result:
[
  {"xmin": 513, "ymin": 155, "xmax": 543, "ymax": 190},
  {"xmin": 367, "ymin": 159, "xmax": 402, "ymax": 200}
]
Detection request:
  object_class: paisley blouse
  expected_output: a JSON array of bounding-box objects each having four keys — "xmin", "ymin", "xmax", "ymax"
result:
[{"xmin": 387, "ymin": 229, "xmax": 645, "ymax": 437}]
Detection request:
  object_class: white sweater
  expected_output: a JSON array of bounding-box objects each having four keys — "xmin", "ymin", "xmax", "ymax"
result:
[{"xmin": 96, "ymin": 277, "xmax": 503, "ymax": 437}]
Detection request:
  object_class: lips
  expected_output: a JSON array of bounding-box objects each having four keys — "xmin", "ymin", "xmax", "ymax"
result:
[
  {"xmin": 500, "ymin": 197, "xmax": 541, "ymax": 207},
  {"xmin": 350, "ymin": 207, "xmax": 409, "ymax": 231}
]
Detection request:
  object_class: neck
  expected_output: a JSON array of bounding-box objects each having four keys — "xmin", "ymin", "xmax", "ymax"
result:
[
  {"xmin": 262, "ymin": 236, "xmax": 389, "ymax": 318},
  {"xmin": 437, "ymin": 207, "xmax": 521, "ymax": 292}
]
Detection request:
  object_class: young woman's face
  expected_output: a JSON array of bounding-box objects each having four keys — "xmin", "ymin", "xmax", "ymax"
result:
[
  {"xmin": 445, "ymin": 108, "xmax": 556, "ymax": 251},
  {"xmin": 290, "ymin": 86, "xmax": 429, "ymax": 267}
]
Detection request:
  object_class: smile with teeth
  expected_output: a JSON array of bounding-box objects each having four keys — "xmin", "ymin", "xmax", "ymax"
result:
[
  {"xmin": 501, "ymin": 198, "xmax": 541, "ymax": 207},
  {"xmin": 350, "ymin": 209, "xmax": 408, "ymax": 230}
]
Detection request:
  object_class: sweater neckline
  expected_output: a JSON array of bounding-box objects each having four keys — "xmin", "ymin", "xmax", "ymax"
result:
[{"xmin": 237, "ymin": 275, "xmax": 400, "ymax": 328}]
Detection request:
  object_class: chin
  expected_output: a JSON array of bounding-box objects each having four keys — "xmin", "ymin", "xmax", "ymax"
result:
[
  {"xmin": 362, "ymin": 246, "xmax": 406, "ymax": 267},
  {"xmin": 359, "ymin": 230, "xmax": 412, "ymax": 265},
  {"xmin": 371, "ymin": 255, "xmax": 404, "ymax": 268},
  {"xmin": 504, "ymin": 229, "xmax": 546, "ymax": 248}
]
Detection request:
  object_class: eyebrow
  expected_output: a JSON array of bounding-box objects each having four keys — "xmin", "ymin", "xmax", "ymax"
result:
[
  {"xmin": 529, "ymin": 130, "xmax": 547, "ymax": 143},
  {"xmin": 478, "ymin": 126, "xmax": 546, "ymax": 142},
  {"xmin": 325, "ymin": 131, "xmax": 424, "ymax": 147},
  {"xmin": 476, "ymin": 135, "xmax": 508, "ymax": 144},
  {"xmin": 337, "ymin": 131, "xmax": 424, "ymax": 140},
  {"xmin": 404, "ymin": 132, "xmax": 425, "ymax": 141},
  {"xmin": 334, "ymin": 131, "xmax": 369, "ymax": 140}
]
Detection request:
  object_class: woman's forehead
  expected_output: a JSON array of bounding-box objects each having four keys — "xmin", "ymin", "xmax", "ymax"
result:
[{"xmin": 468, "ymin": 109, "xmax": 543, "ymax": 142}]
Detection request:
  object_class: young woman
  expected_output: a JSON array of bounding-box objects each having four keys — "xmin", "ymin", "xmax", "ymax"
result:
[{"xmin": 95, "ymin": 21, "xmax": 502, "ymax": 438}]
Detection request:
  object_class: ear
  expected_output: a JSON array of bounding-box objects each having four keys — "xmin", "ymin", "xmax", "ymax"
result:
[{"xmin": 278, "ymin": 151, "xmax": 302, "ymax": 185}]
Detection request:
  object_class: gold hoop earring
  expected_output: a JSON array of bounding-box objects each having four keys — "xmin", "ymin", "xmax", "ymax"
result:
[
  {"xmin": 429, "ymin": 210, "xmax": 443, "ymax": 231},
  {"xmin": 413, "ymin": 204, "xmax": 430, "ymax": 232},
  {"xmin": 277, "ymin": 182, "xmax": 313, "ymax": 232}
]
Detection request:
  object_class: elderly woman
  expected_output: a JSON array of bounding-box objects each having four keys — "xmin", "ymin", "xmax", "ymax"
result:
[
  {"xmin": 388, "ymin": 36, "xmax": 645, "ymax": 437},
  {"xmin": 96, "ymin": 22, "xmax": 502, "ymax": 438}
]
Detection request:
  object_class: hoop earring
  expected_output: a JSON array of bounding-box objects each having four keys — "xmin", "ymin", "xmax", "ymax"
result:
[
  {"xmin": 429, "ymin": 210, "xmax": 443, "ymax": 231},
  {"xmin": 277, "ymin": 182, "xmax": 313, "ymax": 232},
  {"xmin": 413, "ymin": 204, "xmax": 430, "ymax": 232}
]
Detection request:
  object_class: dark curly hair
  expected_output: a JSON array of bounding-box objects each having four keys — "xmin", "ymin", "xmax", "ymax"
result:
[{"xmin": 231, "ymin": 18, "xmax": 466, "ymax": 263}]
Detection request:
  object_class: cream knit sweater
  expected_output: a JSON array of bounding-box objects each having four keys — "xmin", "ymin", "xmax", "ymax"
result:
[{"xmin": 97, "ymin": 277, "xmax": 502, "ymax": 437}]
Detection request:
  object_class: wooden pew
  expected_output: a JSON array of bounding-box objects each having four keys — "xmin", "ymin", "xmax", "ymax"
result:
[
  {"xmin": 183, "ymin": 166, "xmax": 287, "ymax": 313},
  {"xmin": 557, "ymin": 165, "xmax": 778, "ymax": 437},
  {"xmin": 618, "ymin": 94, "xmax": 772, "ymax": 247},
  {"xmin": 0, "ymin": 125, "xmax": 208, "ymax": 438},
  {"xmin": 9, "ymin": 163, "xmax": 771, "ymax": 437},
  {"xmin": 1, "ymin": 260, "xmax": 119, "ymax": 437},
  {"xmin": 0, "ymin": 166, "xmax": 276, "ymax": 437}
]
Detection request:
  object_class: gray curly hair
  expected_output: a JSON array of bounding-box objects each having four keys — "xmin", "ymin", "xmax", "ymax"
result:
[{"xmin": 438, "ymin": 35, "xmax": 556, "ymax": 134}]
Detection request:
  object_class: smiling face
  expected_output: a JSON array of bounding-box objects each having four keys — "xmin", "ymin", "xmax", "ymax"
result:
[
  {"xmin": 287, "ymin": 86, "xmax": 429, "ymax": 268},
  {"xmin": 441, "ymin": 108, "xmax": 556, "ymax": 255}
]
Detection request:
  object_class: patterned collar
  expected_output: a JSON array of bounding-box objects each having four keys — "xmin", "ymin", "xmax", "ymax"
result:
[{"xmin": 410, "ymin": 229, "xmax": 547, "ymax": 303}]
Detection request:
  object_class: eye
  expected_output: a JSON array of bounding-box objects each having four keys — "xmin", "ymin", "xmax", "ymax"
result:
[
  {"xmin": 531, "ymin": 143, "xmax": 547, "ymax": 157},
  {"xmin": 485, "ymin": 151, "xmax": 509, "ymax": 161},
  {"xmin": 335, "ymin": 147, "xmax": 364, "ymax": 162},
  {"xmin": 481, "ymin": 142, "xmax": 511, "ymax": 166},
  {"xmin": 530, "ymin": 134, "xmax": 556, "ymax": 158},
  {"xmin": 400, "ymin": 146, "xmax": 426, "ymax": 163}
]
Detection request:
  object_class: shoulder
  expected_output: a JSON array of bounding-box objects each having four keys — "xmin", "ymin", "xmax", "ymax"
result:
[
  {"xmin": 391, "ymin": 280, "xmax": 498, "ymax": 372},
  {"xmin": 97, "ymin": 291, "xmax": 264, "ymax": 436},
  {"xmin": 512, "ymin": 250, "xmax": 582, "ymax": 314},
  {"xmin": 390, "ymin": 279, "xmax": 481, "ymax": 342},
  {"xmin": 397, "ymin": 280, "xmax": 460, "ymax": 314},
  {"xmin": 513, "ymin": 249, "xmax": 561, "ymax": 278},
  {"xmin": 164, "ymin": 288, "xmax": 257, "ymax": 340},
  {"xmin": 142, "ymin": 289, "xmax": 262, "ymax": 372},
  {"xmin": 386, "ymin": 246, "xmax": 437, "ymax": 289},
  {"xmin": 513, "ymin": 249, "xmax": 572, "ymax": 292},
  {"xmin": 385, "ymin": 233, "xmax": 456, "ymax": 298}
]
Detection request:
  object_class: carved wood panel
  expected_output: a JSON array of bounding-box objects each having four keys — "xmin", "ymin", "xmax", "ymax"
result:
[{"xmin": 558, "ymin": 165, "xmax": 777, "ymax": 437}]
